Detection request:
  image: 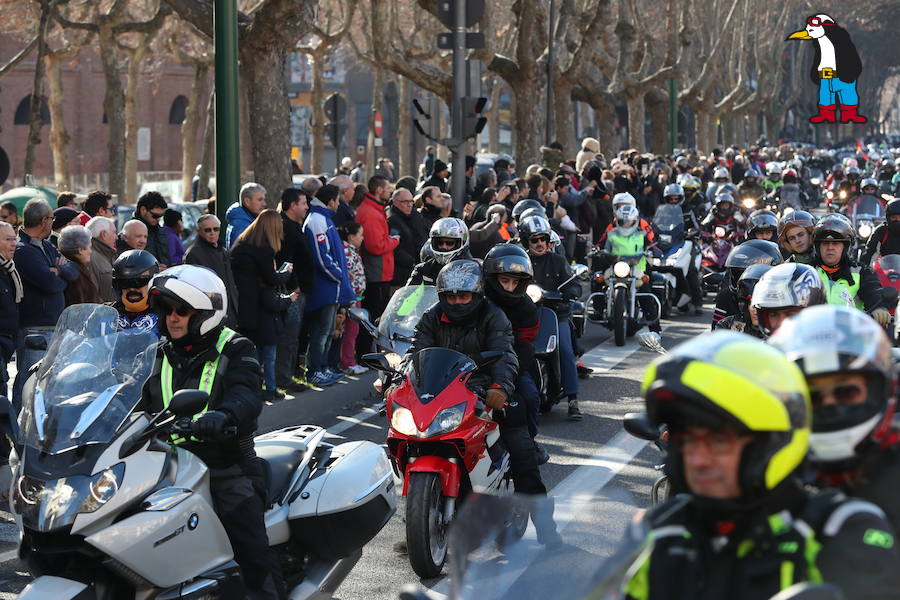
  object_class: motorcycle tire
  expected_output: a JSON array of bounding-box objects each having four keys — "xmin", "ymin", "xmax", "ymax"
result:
[
  {"xmin": 650, "ymin": 475, "xmax": 671, "ymax": 506},
  {"xmin": 406, "ymin": 472, "xmax": 449, "ymax": 578},
  {"xmin": 613, "ymin": 288, "xmax": 626, "ymax": 346}
]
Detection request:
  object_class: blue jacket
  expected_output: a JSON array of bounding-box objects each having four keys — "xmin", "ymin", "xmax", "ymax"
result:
[
  {"xmin": 225, "ymin": 202, "xmax": 254, "ymax": 248},
  {"xmin": 302, "ymin": 201, "xmax": 355, "ymax": 312},
  {"xmin": 14, "ymin": 229, "xmax": 79, "ymax": 327}
]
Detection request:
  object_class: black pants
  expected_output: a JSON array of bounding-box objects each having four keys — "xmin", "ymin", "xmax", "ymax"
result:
[
  {"xmin": 357, "ymin": 281, "xmax": 392, "ymax": 356},
  {"xmin": 498, "ymin": 398, "xmax": 546, "ymax": 496},
  {"xmin": 687, "ymin": 246, "xmax": 703, "ymax": 304},
  {"xmin": 637, "ymin": 280, "xmax": 661, "ymax": 332},
  {"xmin": 210, "ymin": 464, "xmax": 286, "ymax": 600}
]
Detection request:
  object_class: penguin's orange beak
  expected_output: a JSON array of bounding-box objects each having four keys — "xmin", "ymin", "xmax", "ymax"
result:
[{"xmin": 787, "ymin": 29, "xmax": 812, "ymax": 40}]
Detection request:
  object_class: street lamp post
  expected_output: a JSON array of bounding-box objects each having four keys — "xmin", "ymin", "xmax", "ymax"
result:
[{"xmin": 214, "ymin": 0, "xmax": 240, "ymax": 227}]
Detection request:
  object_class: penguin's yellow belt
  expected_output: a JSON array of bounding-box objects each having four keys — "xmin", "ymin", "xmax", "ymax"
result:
[{"xmin": 818, "ymin": 68, "xmax": 835, "ymax": 79}]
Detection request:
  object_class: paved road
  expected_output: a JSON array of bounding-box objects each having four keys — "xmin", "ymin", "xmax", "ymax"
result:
[{"xmin": 0, "ymin": 307, "xmax": 711, "ymax": 598}]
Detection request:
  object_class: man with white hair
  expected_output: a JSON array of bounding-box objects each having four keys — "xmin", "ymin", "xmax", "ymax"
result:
[
  {"xmin": 86, "ymin": 216, "xmax": 118, "ymax": 302},
  {"xmin": 184, "ymin": 213, "xmax": 239, "ymax": 324},
  {"xmin": 118, "ymin": 219, "xmax": 148, "ymax": 253},
  {"xmin": 225, "ymin": 182, "xmax": 267, "ymax": 247}
]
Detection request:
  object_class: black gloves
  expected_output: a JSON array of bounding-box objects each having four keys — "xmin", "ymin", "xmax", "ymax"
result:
[{"xmin": 193, "ymin": 410, "xmax": 231, "ymax": 440}]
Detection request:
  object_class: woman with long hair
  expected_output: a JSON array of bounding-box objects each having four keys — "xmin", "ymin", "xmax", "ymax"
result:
[{"xmin": 231, "ymin": 209, "xmax": 298, "ymax": 402}]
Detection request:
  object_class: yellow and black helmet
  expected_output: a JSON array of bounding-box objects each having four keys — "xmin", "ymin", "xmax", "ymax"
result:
[{"xmin": 642, "ymin": 331, "xmax": 810, "ymax": 502}]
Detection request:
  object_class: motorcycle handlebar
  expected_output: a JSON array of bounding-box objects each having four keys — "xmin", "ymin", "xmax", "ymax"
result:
[{"xmin": 171, "ymin": 417, "xmax": 238, "ymax": 440}]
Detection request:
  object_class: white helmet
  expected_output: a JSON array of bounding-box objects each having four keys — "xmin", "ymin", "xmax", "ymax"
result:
[
  {"xmin": 149, "ymin": 265, "xmax": 228, "ymax": 338},
  {"xmin": 713, "ymin": 166, "xmax": 730, "ymax": 181},
  {"xmin": 615, "ymin": 205, "xmax": 640, "ymax": 230},
  {"xmin": 766, "ymin": 162, "xmax": 782, "ymax": 177},
  {"xmin": 429, "ymin": 217, "xmax": 470, "ymax": 265},
  {"xmin": 612, "ymin": 192, "xmax": 637, "ymax": 210}
]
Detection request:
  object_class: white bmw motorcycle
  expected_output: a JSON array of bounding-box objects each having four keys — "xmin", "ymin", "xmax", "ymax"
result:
[{"xmin": 6, "ymin": 304, "xmax": 396, "ymax": 599}]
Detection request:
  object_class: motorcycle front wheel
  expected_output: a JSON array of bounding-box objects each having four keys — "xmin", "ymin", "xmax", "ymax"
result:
[
  {"xmin": 613, "ymin": 287, "xmax": 626, "ymax": 346},
  {"xmin": 406, "ymin": 472, "xmax": 449, "ymax": 578}
]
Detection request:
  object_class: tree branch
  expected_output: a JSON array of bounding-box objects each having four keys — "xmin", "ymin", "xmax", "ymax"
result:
[{"xmin": 0, "ymin": 37, "xmax": 38, "ymax": 78}]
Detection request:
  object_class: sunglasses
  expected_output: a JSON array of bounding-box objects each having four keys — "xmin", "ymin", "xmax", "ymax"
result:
[
  {"xmin": 434, "ymin": 238, "xmax": 458, "ymax": 249},
  {"xmin": 806, "ymin": 16, "xmax": 833, "ymax": 27},
  {"xmin": 159, "ymin": 301, "xmax": 192, "ymax": 317},
  {"xmin": 114, "ymin": 277, "xmax": 151, "ymax": 290},
  {"xmin": 147, "ymin": 211, "xmax": 165, "ymax": 220},
  {"xmin": 202, "ymin": 227, "xmax": 220, "ymax": 233},
  {"xmin": 670, "ymin": 430, "xmax": 746, "ymax": 454},
  {"xmin": 529, "ymin": 235, "xmax": 550, "ymax": 245},
  {"xmin": 809, "ymin": 383, "xmax": 865, "ymax": 407}
]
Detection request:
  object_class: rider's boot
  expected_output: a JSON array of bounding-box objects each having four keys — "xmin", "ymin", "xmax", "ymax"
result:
[
  {"xmin": 533, "ymin": 497, "xmax": 564, "ymax": 547},
  {"xmin": 567, "ymin": 396, "xmax": 583, "ymax": 421},
  {"xmin": 534, "ymin": 441, "xmax": 550, "ymax": 465}
]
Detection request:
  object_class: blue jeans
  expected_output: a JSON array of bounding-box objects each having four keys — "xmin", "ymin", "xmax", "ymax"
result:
[
  {"xmin": 557, "ymin": 317, "xmax": 578, "ymax": 398},
  {"xmin": 516, "ymin": 372, "xmax": 540, "ymax": 439},
  {"xmin": 256, "ymin": 345, "xmax": 277, "ymax": 392},
  {"xmin": 305, "ymin": 304, "xmax": 338, "ymax": 373},
  {"xmin": 12, "ymin": 327, "xmax": 54, "ymax": 412},
  {"xmin": 818, "ymin": 78, "xmax": 859, "ymax": 106}
]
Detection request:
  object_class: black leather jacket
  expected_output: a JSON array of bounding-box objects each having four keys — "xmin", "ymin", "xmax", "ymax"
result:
[
  {"xmin": 404, "ymin": 299, "xmax": 518, "ymax": 397},
  {"xmin": 138, "ymin": 328, "xmax": 263, "ymax": 469}
]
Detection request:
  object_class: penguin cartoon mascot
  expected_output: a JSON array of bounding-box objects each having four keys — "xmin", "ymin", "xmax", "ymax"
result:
[{"xmin": 787, "ymin": 14, "xmax": 866, "ymax": 124}]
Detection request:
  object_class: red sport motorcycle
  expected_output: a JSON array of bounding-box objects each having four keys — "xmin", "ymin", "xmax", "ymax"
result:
[{"xmin": 362, "ymin": 347, "xmax": 525, "ymax": 578}]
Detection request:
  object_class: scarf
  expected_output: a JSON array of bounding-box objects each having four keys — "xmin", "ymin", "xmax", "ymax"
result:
[{"xmin": 0, "ymin": 257, "xmax": 23, "ymax": 303}]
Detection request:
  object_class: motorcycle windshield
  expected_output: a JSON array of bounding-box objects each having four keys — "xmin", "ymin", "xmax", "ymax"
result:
[
  {"xmin": 409, "ymin": 347, "xmax": 475, "ymax": 404},
  {"xmin": 853, "ymin": 196, "xmax": 883, "ymax": 219},
  {"xmin": 652, "ymin": 205, "xmax": 684, "ymax": 234},
  {"xmin": 379, "ymin": 285, "xmax": 439, "ymax": 344},
  {"xmin": 445, "ymin": 493, "xmax": 653, "ymax": 599},
  {"xmin": 877, "ymin": 255, "xmax": 900, "ymax": 273},
  {"xmin": 20, "ymin": 304, "xmax": 157, "ymax": 455}
]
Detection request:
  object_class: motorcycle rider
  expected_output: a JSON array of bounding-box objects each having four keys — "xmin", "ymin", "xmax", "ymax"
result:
[
  {"xmin": 598, "ymin": 192, "xmax": 656, "ymax": 245},
  {"xmin": 710, "ymin": 239, "xmax": 782, "ymax": 329},
  {"xmin": 770, "ymin": 305, "xmax": 900, "ymax": 535},
  {"xmin": 838, "ymin": 166, "xmax": 863, "ymax": 205},
  {"xmin": 778, "ymin": 210, "xmax": 816, "ymax": 264},
  {"xmin": 604, "ymin": 205, "xmax": 661, "ymax": 334},
  {"xmin": 701, "ymin": 192, "xmax": 744, "ymax": 237},
  {"xmin": 824, "ymin": 162, "xmax": 845, "ymax": 191},
  {"xmin": 140, "ymin": 265, "xmax": 285, "ymax": 600},
  {"xmin": 402, "ymin": 259, "xmax": 561, "ymax": 544},
  {"xmin": 762, "ymin": 162, "xmax": 783, "ymax": 194},
  {"xmin": 483, "ymin": 244, "xmax": 549, "ymax": 465},
  {"xmin": 750, "ymin": 262, "xmax": 826, "ymax": 336},
  {"xmin": 519, "ymin": 214, "xmax": 583, "ymax": 420},
  {"xmin": 736, "ymin": 168, "xmax": 766, "ymax": 209},
  {"xmin": 861, "ymin": 198, "xmax": 900, "ymax": 267},
  {"xmin": 661, "ymin": 183, "xmax": 703, "ymax": 314},
  {"xmin": 705, "ymin": 166, "xmax": 736, "ymax": 204},
  {"xmin": 812, "ymin": 215, "xmax": 890, "ymax": 325},
  {"xmin": 406, "ymin": 217, "xmax": 472, "ymax": 285},
  {"xmin": 110, "ymin": 249, "xmax": 161, "ymax": 336},
  {"xmin": 713, "ymin": 263, "xmax": 772, "ymax": 337},
  {"xmin": 744, "ymin": 210, "xmax": 778, "ymax": 242},
  {"xmin": 622, "ymin": 331, "xmax": 900, "ymax": 599},
  {"xmin": 769, "ymin": 168, "xmax": 808, "ymax": 213}
]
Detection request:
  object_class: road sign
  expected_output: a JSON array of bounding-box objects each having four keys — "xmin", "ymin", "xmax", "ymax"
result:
[
  {"xmin": 436, "ymin": 0, "xmax": 484, "ymax": 28},
  {"xmin": 374, "ymin": 111, "xmax": 383, "ymax": 137},
  {"xmin": 374, "ymin": 138, "xmax": 383, "ymax": 147},
  {"xmin": 326, "ymin": 123, "xmax": 346, "ymax": 147},
  {"xmin": 324, "ymin": 93, "xmax": 347, "ymax": 122},
  {"xmin": 437, "ymin": 32, "xmax": 484, "ymax": 49}
]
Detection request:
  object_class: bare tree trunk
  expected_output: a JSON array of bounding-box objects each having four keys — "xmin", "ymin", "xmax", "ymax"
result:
[
  {"xmin": 45, "ymin": 53, "xmax": 71, "ymax": 191},
  {"xmin": 646, "ymin": 89, "xmax": 668, "ymax": 154},
  {"xmin": 239, "ymin": 45, "xmax": 293, "ymax": 205},
  {"xmin": 309, "ymin": 50, "xmax": 326, "ymax": 174},
  {"xmin": 722, "ymin": 116, "xmax": 736, "ymax": 148},
  {"xmin": 398, "ymin": 75, "xmax": 411, "ymax": 177},
  {"xmin": 180, "ymin": 63, "xmax": 207, "ymax": 202},
  {"xmin": 763, "ymin": 108, "xmax": 778, "ymax": 141},
  {"xmin": 694, "ymin": 109, "xmax": 708, "ymax": 153},
  {"xmin": 553, "ymin": 78, "xmax": 576, "ymax": 156},
  {"xmin": 512, "ymin": 83, "xmax": 541, "ymax": 166},
  {"xmin": 488, "ymin": 79, "xmax": 501, "ymax": 153},
  {"xmin": 98, "ymin": 26, "xmax": 126, "ymax": 202},
  {"xmin": 592, "ymin": 100, "xmax": 616, "ymax": 160},
  {"xmin": 23, "ymin": 0, "xmax": 51, "ymax": 182},
  {"xmin": 747, "ymin": 110, "xmax": 759, "ymax": 144},
  {"xmin": 124, "ymin": 44, "xmax": 147, "ymax": 205},
  {"xmin": 198, "ymin": 89, "xmax": 215, "ymax": 198},
  {"xmin": 626, "ymin": 93, "xmax": 646, "ymax": 152},
  {"xmin": 367, "ymin": 65, "xmax": 384, "ymax": 172}
]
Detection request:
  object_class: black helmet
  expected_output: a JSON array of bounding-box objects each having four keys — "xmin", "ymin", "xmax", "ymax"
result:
[
  {"xmin": 777, "ymin": 210, "xmax": 815, "ymax": 242},
  {"xmin": 483, "ymin": 244, "xmax": 533, "ymax": 301},
  {"xmin": 436, "ymin": 259, "xmax": 484, "ymax": 322},
  {"xmin": 769, "ymin": 305, "xmax": 895, "ymax": 471},
  {"xmin": 512, "ymin": 199, "xmax": 544, "ymax": 222},
  {"xmin": 746, "ymin": 212, "xmax": 778, "ymax": 240},
  {"xmin": 518, "ymin": 215, "xmax": 553, "ymax": 247},
  {"xmin": 887, "ymin": 198, "xmax": 900, "ymax": 218},
  {"xmin": 736, "ymin": 263, "xmax": 773, "ymax": 306},
  {"xmin": 724, "ymin": 239, "xmax": 783, "ymax": 293},
  {"xmin": 750, "ymin": 263, "xmax": 826, "ymax": 336},
  {"xmin": 642, "ymin": 331, "xmax": 810, "ymax": 505},
  {"xmin": 113, "ymin": 250, "xmax": 160, "ymax": 290},
  {"xmin": 812, "ymin": 214, "xmax": 854, "ymax": 264}
]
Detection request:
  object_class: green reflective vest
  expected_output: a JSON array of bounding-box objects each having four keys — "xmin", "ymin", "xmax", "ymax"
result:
[
  {"xmin": 608, "ymin": 229, "xmax": 647, "ymax": 272},
  {"xmin": 817, "ymin": 269, "xmax": 862, "ymax": 309},
  {"xmin": 161, "ymin": 327, "xmax": 237, "ymax": 443}
]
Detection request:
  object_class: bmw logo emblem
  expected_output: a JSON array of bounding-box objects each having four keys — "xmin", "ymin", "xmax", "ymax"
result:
[{"xmin": 187, "ymin": 513, "xmax": 199, "ymax": 530}]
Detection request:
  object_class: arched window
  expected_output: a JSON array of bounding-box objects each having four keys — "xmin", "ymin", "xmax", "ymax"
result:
[
  {"xmin": 169, "ymin": 95, "xmax": 188, "ymax": 124},
  {"xmin": 14, "ymin": 95, "xmax": 50, "ymax": 125}
]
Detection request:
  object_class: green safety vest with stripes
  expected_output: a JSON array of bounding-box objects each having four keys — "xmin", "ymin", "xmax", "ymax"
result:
[
  {"xmin": 608, "ymin": 229, "xmax": 647, "ymax": 272},
  {"xmin": 817, "ymin": 268, "xmax": 862, "ymax": 309},
  {"xmin": 161, "ymin": 326, "xmax": 237, "ymax": 443}
]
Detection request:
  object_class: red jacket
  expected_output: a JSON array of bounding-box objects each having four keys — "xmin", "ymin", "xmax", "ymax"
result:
[{"xmin": 355, "ymin": 194, "xmax": 400, "ymax": 283}]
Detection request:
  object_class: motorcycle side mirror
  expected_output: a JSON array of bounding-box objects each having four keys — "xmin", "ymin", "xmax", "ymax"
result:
[
  {"xmin": 623, "ymin": 412, "xmax": 659, "ymax": 441},
  {"xmin": 769, "ymin": 583, "xmax": 845, "ymax": 600},
  {"xmin": 361, "ymin": 352, "xmax": 397, "ymax": 374},
  {"xmin": 0, "ymin": 396, "xmax": 20, "ymax": 447},
  {"xmin": 572, "ymin": 264, "xmax": 590, "ymax": 280},
  {"xmin": 168, "ymin": 389, "xmax": 210, "ymax": 418},
  {"xmin": 881, "ymin": 286, "xmax": 898, "ymax": 305},
  {"xmin": 24, "ymin": 334, "xmax": 47, "ymax": 351},
  {"xmin": 348, "ymin": 308, "xmax": 379, "ymax": 337}
]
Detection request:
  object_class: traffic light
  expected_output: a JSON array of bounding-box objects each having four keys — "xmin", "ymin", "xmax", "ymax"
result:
[{"xmin": 461, "ymin": 96, "xmax": 487, "ymax": 138}]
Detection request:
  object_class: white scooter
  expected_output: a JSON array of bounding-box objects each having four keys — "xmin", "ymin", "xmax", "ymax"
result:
[{"xmin": 7, "ymin": 304, "xmax": 396, "ymax": 599}]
